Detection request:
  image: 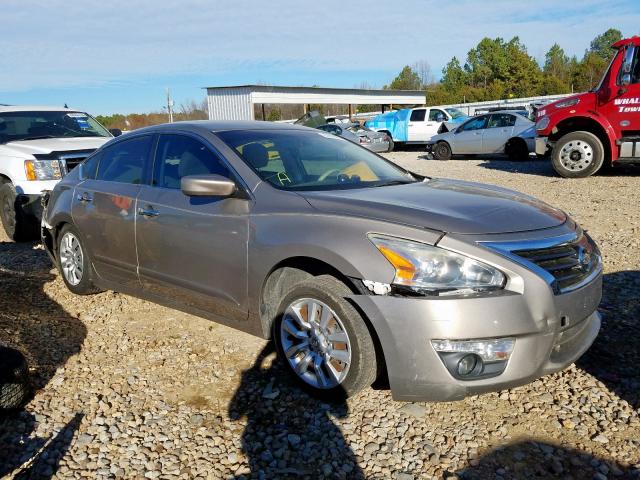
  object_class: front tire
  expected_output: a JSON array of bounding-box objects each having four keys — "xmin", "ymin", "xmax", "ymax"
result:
[
  {"xmin": 57, "ymin": 224, "xmax": 101, "ymax": 295},
  {"xmin": 0, "ymin": 183, "xmax": 38, "ymax": 241},
  {"xmin": 551, "ymin": 131, "xmax": 604, "ymax": 178},
  {"xmin": 432, "ymin": 141, "xmax": 452, "ymax": 160},
  {"xmin": 274, "ymin": 275, "xmax": 378, "ymax": 400},
  {"xmin": 386, "ymin": 137, "xmax": 395, "ymax": 152}
]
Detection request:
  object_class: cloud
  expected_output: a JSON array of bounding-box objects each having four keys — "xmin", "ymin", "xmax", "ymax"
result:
[{"xmin": 0, "ymin": 0, "xmax": 638, "ymax": 92}]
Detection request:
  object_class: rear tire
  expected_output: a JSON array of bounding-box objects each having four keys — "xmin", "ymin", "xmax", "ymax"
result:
[
  {"xmin": 57, "ymin": 224, "xmax": 101, "ymax": 295},
  {"xmin": 432, "ymin": 141, "xmax": 452, "ymax": 160},
  {"xmin": 0, "ymin": 183, "xmax": 38, "ymax": 242},
  {"xmin": 505, "ymin": 137, "xmax": 529, "ymax": 160},
  {"xmin": 273, "ymin": 275, "xmax": 377, "ymax": 400},
  {"xmin": 551, "ymin": 131, "xmax": 604, "ymax": 178}
]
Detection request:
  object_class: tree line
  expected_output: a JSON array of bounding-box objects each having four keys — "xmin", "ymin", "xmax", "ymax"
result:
[
  {"xmin": 96, "ymin": 28, "xmax": 626, "ymax": 129},
  {"xmin": 384, "ymin": 28, "xmax": 625, "ymax": 106}
]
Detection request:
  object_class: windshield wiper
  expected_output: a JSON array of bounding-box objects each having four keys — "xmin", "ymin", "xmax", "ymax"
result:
[
  {"xmin": 372, "ymin": 179, "xmax": 415, "ymax": 187},
  {"xmin": 18, "ymin": 135, "xmax": 57, "ymax": 141}
]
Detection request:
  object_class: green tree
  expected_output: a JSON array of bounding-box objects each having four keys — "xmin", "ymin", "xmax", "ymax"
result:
[
  {"xmin": 386, "ymin": 66, "xmax": 422, "ymax": 90},
  {"xmin": 441, "ymin": 57, "xmax": 467, "ymax": 90},
  {"xmin": 589, "ymin": 28, "xmax": 623, "ymax": 61},
  {"xmin": 544, "ymin": 43, "xmax": 570, "ymax": 82}
]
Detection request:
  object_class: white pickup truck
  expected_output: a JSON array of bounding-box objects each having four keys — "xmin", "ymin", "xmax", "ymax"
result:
[
  {"xmin": 365, "ymin": 106, "xmax": 469, "ymax": 144},
  {"xmin": 0, "ymin": 106, "xmax": 114, "ymax": 240}
]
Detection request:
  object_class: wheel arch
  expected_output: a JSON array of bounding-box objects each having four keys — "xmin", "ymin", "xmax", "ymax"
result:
[
  {"xmin": 258, "ymin": 257, "xmax": 388, "ymax": 383},
  {"xmin": 549, "ymin": 116, "xmax": 613, "ymax": 163},
  {"xmin": 258, "ymin": 256, "xmax": 361, "ymax": 338},
  {"xmin": 0, "ymin": 174, "xmax": 11, "ymax": 184}
]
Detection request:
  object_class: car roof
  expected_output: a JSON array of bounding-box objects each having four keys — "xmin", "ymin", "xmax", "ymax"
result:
[
  {"xmin": 132, "ymin": 120, "xmax": 312, "ymax": 135},
  {"xmin": 0, "ymin": 105, "xmax": 83, "ymax": 113}
]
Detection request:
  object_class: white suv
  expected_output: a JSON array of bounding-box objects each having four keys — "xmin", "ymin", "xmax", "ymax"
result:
[{"xmin": 0, "ymin": 106, "xmax": 114, "ymax": 240}]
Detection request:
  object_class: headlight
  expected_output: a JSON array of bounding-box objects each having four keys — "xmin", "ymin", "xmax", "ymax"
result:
[
  {"xmin": 369, "ymin": 234, "xmax": 505, "ymax": 294},
  {"xmin": 24, "ymin": 160, "xmax": 62, "ymax": 181},
  {"xmin": 554, "ymin": 97, "xmax": 580, "ymax": 109},
  {"xmin": 535, "ymin": 116, "xmax": 550, "ymax": 131}
]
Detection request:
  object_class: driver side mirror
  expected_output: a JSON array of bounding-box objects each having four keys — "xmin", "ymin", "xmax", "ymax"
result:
[
  {"xmin": 109, "ymin": 128, "xmax": 122, "ymax": 137},
  {"xmin": 621, "ymin": 73, "xmax": 632, "ymax": 87},
  {"xmin": 181, "ymin": 174, "xmax": 237, "ymax": 197}
]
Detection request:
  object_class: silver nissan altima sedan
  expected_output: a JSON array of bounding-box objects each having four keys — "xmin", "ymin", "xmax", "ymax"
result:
[{"xmin": 41, "ymin": 121, "xmax": 602, "ymax": 401}]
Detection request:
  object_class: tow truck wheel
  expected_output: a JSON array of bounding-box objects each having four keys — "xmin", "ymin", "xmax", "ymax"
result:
[{"xmin": 551, "ymin": 131, "xmax": 604, "ymax": 178}]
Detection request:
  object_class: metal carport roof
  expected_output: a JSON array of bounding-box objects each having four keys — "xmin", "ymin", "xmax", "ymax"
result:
[{"xmin": 204, "ymin": 85, "xmax": 425, "ymax": 121}]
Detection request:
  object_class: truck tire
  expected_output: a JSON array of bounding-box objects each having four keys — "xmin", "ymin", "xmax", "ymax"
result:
[
  {"xmin": 433, "ymin": 141, "xmax": 452, "ymax": 160},
  {"xmin": 274, "ymin": 275, "xmax": 378, "ymax": 400},
  {"xmin": 0, "ymin": 183, "xmax": 38, "ymax": 241},
  {"xmin": 551, "ymin": 131, "xmax": 604, "ymax": 178}
]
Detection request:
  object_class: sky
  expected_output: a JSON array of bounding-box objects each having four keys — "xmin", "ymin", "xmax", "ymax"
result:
[{"xmin": 1, "ymin": 0, "xmax": 638, "ymax": 115}]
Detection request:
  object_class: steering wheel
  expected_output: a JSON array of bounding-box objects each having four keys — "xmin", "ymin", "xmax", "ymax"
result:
[{"xmin": 318, "ymin": 168, "xmax": 343, "ymax": 182}]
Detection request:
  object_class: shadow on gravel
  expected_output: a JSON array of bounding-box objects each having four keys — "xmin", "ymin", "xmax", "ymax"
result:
[
  {"xmin": 0, "ymin": 240, "xmax": 87, "ymax": 477},
  {"xmin": 228, "ymin": 343, "xmax": 364, "ymax": 480},
  {"xmin": 454, "ymin": 439, "xmax": 635, "ymax": 479},
  {"xmin": 475, "ymin": 157, "xmax": 557, "ymax": 177},
  {"xmin": 578, "ymin": 270, "xmax": 640, "ymax": 409},
  {"xmin": 0, "ymin": 412, "xmax": 83, "ymax": 479},
  {"xmin": 0, "ymin": 240, "xmax": 87, "ymax": 389}
]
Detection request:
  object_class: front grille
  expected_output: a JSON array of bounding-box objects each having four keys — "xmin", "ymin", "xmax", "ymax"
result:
[
  {"xmin": 58, "ymin": 152, "xmax": 91, "ymax": 175},
  {"xmin": 512, "ymin": 233, "xmax": 601, "ymax": 294}
]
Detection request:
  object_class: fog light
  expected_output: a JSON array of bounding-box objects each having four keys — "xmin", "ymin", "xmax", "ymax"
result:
[
  {"xmin": 431, "ymin": 338, "xmax": 515, "ymax": 362},
  {"xmin": 457, "ymin": 354, "xmax": 479, "ymax": 376},
  {"xmin": 432, "ymin": 338, "xmax": 515, "ymax": 380}
]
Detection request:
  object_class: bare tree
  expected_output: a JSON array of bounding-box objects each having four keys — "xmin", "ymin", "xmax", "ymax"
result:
[{"xmin": 412, "ymin": 60, "xmax": 434, "ymax": 88}]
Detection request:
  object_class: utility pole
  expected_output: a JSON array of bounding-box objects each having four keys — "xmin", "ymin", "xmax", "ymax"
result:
[{"xmin": 166, "ymin": 88, "xmax": 174, "ymax": 123}]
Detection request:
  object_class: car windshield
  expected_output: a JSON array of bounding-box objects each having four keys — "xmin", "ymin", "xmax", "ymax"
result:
[
  {"xmin": 445, "ymin": 108, "xmax": 466, "ymax": 119},
  {"xmin": 217, "ymin": 129, "xmax": 417, "ymax": 191},
  {"xmin": 0, "ymin": 111, "xmax": 111, "ymax": 144}
]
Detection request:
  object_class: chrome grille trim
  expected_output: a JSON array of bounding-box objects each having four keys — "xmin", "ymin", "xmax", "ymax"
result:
[
  {"xmin": 58, "ymin": 153, "xmax": 90, "ymax": 176},
  {"xmin": 480, "ymin": 229, "xmax": 602, "ymax": 295}
]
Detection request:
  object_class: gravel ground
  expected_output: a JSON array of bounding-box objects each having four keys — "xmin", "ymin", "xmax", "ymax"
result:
[{"xmin": 1, "ymin": 153, "xmax": 639, "ymax": 479}]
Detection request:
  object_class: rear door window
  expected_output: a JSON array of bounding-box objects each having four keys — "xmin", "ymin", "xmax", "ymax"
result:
[
  {"xmin": 410, "ymin": 109, "xmax": 426, "ymax": 121},
  {"xmin": 487, "ymin": 114, "xmax": 516, "ymax": 128}
]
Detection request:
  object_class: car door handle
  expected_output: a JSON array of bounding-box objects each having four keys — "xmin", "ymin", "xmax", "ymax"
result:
[
  {"xmin": 76, "ymin": 192, "xmax": 92, "ymax": 203},
  {"xmin": 408, "ymin": 123, "xmax": 414, "ymax": 126},
  {"xmin": 138, "ymin": 206, "xmax": 160, "ymax": 217}
]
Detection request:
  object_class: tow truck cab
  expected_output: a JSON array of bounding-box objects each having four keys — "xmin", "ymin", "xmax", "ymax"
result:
[{"xmin": 536, "ymin": 36, "xmax": 640, "ymax": 178}]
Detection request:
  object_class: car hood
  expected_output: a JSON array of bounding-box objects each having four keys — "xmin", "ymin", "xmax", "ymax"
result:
[
  {"xmin": 0, "ymin": 137, "xmax": 110, "ymax": 157},
  {"xmin": 301, "ymin": 178, "xmax": 566, "ymax": 234}
]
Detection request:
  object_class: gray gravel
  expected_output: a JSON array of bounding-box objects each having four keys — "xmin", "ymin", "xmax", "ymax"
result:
[{"xmin": 1, "ymin": 152, "xmax": 639, "ymax": 479}]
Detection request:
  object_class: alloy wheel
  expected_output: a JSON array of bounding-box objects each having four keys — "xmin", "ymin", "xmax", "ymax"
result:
[
  {"xmin": 59, "ymin": 232, "xmax": 84, "ymax": 286},
  {"xmin": 280, "ymin": 298, "xmax": 352, "ymax": 389}
]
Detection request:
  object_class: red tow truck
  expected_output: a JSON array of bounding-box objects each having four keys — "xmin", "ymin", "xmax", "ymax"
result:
[{"xmin": 536, "ymin": 36, "xmax": 640, "ymax": 177}]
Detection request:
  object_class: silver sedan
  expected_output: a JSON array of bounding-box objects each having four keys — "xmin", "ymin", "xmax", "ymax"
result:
[
  {"xmin": 426, "ymin": 111, "xmax": 535, "ymax": 160},
  {"xmin": 317, "ymin": 123, "xmax": 393, "ymax": 153}
]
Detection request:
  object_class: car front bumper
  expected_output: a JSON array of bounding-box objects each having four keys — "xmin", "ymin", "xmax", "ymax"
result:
[
  {"xmin": 349, "ymin": 272, "xmax": 601, "ymax": 402},
  {"xmin": 536, "ymin": 136, "xmax": 550, "ymax": 156}
]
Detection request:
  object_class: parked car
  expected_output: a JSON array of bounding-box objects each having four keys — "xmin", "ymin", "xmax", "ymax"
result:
[
  {"xmin": 0, "ymin": 105, "xmax": 114, "ymax": 240},
  {"xmin": 42, "ymin": 121, "xmax": 602, "ymax": 402},
  {"xmin": 317, "ymin": 123, "xmax": 393, "ymax": 152},
  {"xmin": 365, "ymin": 106, "xmax": 469, "ymax": 145},
  {"xmin": 426, "ymin": 111, "xmax": 535, "ymax": 160}
]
